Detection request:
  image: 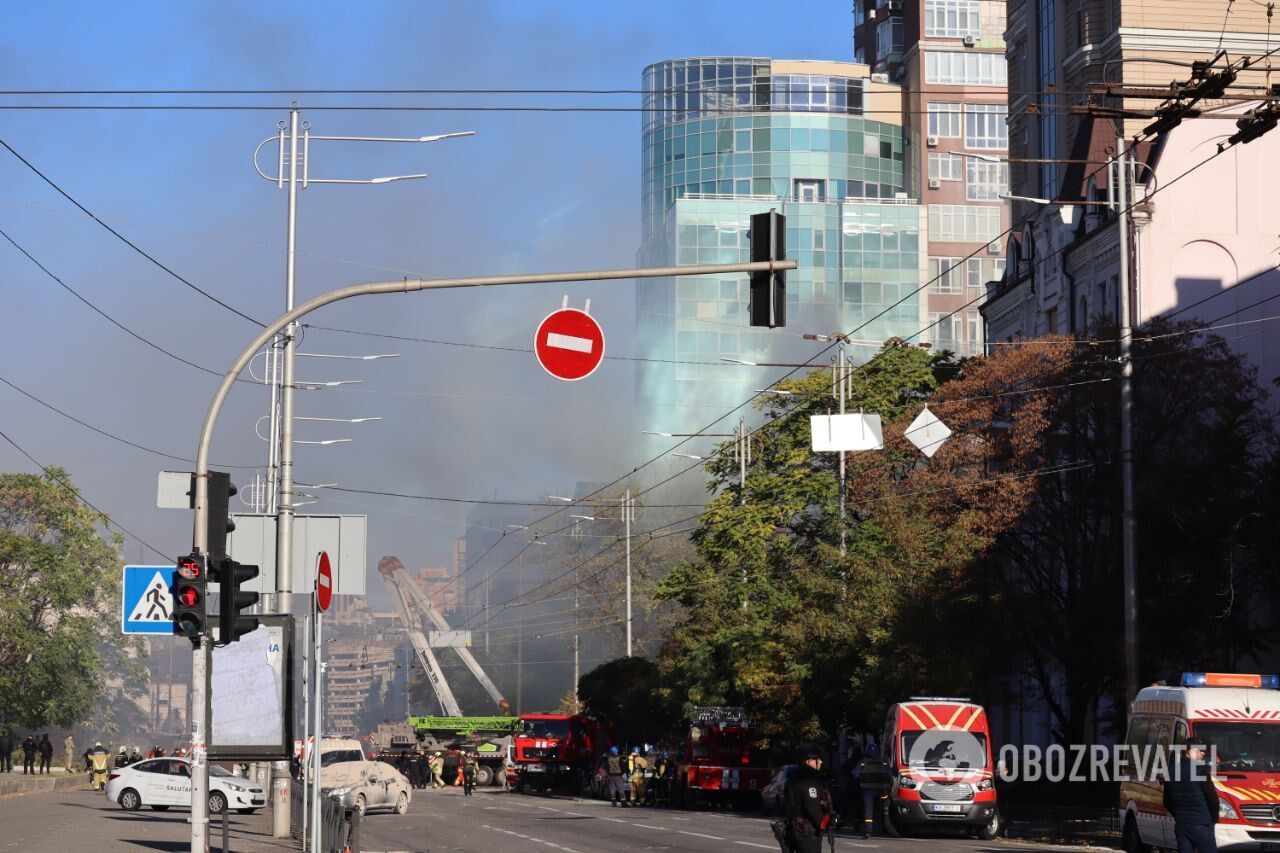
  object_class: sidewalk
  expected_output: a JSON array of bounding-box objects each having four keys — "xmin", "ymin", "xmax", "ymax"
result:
[{"xmin": 0, "ymin": 787, "xmax": 299, "ymax": 851}]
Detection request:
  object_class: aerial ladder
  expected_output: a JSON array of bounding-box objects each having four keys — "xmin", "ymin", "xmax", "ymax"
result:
[{"xmin": 377, "ymin": 556, "xmax": 506, "ymax": 717}]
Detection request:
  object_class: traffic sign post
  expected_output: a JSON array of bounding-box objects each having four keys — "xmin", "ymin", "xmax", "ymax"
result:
[
  {"xmin": 309, "ymin": 551, "xmax": 330, "ymax": 853},
  {"xmin": 122, "ymin": 565, "xmax": 179, "ymax": 635},
  {"xmin": 534, "ymin": 304, "xmax": 605, "ymax": 381}
]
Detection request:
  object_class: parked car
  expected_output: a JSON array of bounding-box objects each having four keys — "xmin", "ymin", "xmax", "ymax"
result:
[
  {"xmin": 760, "ymin": 764, "xmax": 846, "ymax": 818},
  {"xmin": 105, "ymin": 758, "xmax": 265, "ymax": 814},
  {"xmin": 322, "ymin": 755, "xmax": 412, "ymax": 816}
]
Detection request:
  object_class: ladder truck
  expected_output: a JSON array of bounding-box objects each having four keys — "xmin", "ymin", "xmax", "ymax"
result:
[{"xmin": 378, "ymin": 556, "xmax": 508, "ymax": 717}]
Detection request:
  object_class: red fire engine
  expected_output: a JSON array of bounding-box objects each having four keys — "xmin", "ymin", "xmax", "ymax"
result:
[
  {"xmin": 513, "ymin": 713, "xmax": 603, "ymax": 794},
  {"xmin": 673, "ymin": 706, "xmax": 770, "ymax": 808}
]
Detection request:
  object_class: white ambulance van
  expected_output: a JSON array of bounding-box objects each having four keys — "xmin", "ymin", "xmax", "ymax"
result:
[{"xmin": 1121, "ymin": 672, "xmax": 1280, "ymax": 852}]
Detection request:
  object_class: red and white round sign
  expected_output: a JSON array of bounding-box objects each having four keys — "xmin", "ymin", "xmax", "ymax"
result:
[
  {"xmin": 316, "ymin": 551, "xmax": 333, "ymax": 613},
  {"xmin": 534, "ymin": 308, "xmax": 605, "ymax": 381}
]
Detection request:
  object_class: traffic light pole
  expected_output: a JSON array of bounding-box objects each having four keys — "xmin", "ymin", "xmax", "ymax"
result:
[{"xmin": 188, "ymin": 256, "xmax": 794, "ymax": 852}]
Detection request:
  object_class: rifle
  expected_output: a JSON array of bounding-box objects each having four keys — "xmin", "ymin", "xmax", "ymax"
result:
[{"xmin": 768, "ymin": 819, "xmax": 790, "ymax": 853}]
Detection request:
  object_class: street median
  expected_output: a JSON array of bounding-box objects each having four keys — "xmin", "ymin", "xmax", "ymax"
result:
[{"xmin": 0, "ymin": 771, "xmax": 92, "ymax": 798}]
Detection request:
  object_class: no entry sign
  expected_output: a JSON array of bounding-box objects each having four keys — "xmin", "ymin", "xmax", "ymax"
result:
[
  {"xmin": 534, "ymin": 308, "xmax": 605, "ymax": 381},
  {"xmin": 316, "ymin": 551, "xmax": 333, "ymax": 613}
]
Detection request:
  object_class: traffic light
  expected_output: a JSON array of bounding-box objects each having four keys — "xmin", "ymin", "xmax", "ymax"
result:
[
  {"xmin": 211, "ymin": 558, "xmax": 260, "ymax": 645},
  {"xmin": 174, "ymin": 553, "xmax": 208, "ymax": 643},
  {"xmin": 206, "ymin": 471, "xmax": 237, "ymax": 561},
  {"xmin": 748, "ymin": 209, "xmax": 786, "ymax": 328}
]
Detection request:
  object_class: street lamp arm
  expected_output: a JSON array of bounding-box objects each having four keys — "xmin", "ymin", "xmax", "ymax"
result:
[{"xmin": 193, "ymin": 258, "xmax": 797, "ymax": 555}]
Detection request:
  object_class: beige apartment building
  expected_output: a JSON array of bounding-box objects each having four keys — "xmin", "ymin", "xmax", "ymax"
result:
[{"xmin": 854, "ymin": 0, "xmax": 1012, "ymax": 356}]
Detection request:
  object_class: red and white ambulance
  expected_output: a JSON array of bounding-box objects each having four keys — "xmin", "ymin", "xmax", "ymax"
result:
[
  {"xmin": 1121, "ymin": 672, "xmax": 1280, "ymax": 851},
  {"xmin": 882, "ymin": 697, "xmax": 1000, "ymax": 839}
]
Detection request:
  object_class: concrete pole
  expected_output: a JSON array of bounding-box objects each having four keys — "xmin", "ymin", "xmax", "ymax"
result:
[
  {"xmin": 190, "ymin": 635, "xmax": 211, "ymax": 852},
  {"xmin": 835, "ymin": 343, "xmax": 847, "ymax": 556},
  {"xmin": 310, "ymin": 606, "xmax": 322, "ymax": 853},
  {"xmin": 1116, "ymin": 138, "xmax": 1140, "ymax": 706},
  {"xmin": 300, "ymin": 609, "xmax": 310, "ymax": 850},
  {"xmin": 624, "ymin": 488, "xmax": 632, "ymax": 658}
]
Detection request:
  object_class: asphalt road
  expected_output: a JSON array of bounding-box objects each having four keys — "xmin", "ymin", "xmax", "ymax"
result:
[{"xmin": 357, "ymin": 787, "xmax": 1109, "ymax": 853}]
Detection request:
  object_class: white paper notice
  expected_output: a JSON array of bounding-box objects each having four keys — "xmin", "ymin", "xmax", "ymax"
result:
[{"xmin": 212, "ymin": 626, "xmax": 282, "ymax": 747}]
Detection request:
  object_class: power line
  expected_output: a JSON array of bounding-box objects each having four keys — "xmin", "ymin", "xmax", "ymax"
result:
[
  {"xmin": 0, "ymin": 138, "xmax": 264, "ymax": 327},
  {"xmin": 0, "ymin": 427, "xmax": 170, "ymax": 561}
]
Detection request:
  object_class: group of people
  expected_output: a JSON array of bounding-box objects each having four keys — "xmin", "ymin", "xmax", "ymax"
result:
[
  {"xmin": 603, "ymin": 746, "xmax": 674, "ymax": 807},
  {"xmin": 0, "ymin": 734, "xmax": 61, "ymax": 774},
  {"xmin": 381, "ymin": 750, "xmax": 455, "ymax": 791}
]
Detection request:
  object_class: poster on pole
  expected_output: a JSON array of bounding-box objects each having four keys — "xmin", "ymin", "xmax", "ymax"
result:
[{"xmin": 209, "ymin": 614, "xmax": 295, "ymax": 761}]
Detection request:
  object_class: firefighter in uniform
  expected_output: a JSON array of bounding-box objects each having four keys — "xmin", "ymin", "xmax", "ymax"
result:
[
  {"xmin": 857, "ymin": 742, "xmax": 890, "ymax": 838},
  {"xmin": 783, "ymin": 744, "xmax": 834, "ymax": 853}
]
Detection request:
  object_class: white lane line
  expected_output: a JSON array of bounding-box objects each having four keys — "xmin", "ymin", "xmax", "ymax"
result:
[
  {"xmin": 537, "ymin": 805, "xmax": 562, "ymax": 812},
  {"xmin": 599, "ymin": 816, "xmax": 627, "ymax": 823},
  {"xmin": 631, "ymin": 823, "xmax": 667, "ymax": 830},
  {"xmin": 484, "ymin": 824, "xmax": 583, "ymax": 853},
  {"xmin": 679, "ymin": 830, "xmax": 726, "ymax": 840},
  {"xmin": 671, "ymin": 815, "xmax": 692, "ymax": 820},
  {"xmin": 736, "ymin": 843, "xmax": 777, "ymax": 850}
]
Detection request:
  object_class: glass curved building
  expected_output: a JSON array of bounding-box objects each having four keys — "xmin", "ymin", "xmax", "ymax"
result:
[{"xmin": 635, "ymin": 57, "xmax": 929, "ymax": 419}]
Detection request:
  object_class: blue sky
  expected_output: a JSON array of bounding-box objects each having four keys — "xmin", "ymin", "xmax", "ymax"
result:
[{"xmin": 0, "ymin": 1, "xmax": 855, "ymax": 592}]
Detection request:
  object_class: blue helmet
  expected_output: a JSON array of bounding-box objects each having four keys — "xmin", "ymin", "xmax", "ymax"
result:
[{"xmin": 610, "ymin": 746, "xmax": 619, "ymax": 755}]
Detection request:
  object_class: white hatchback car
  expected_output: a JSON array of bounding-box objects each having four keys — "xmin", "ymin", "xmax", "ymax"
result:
[{"xmin": 105, "ymin": 757, "xmax": 266, "ymax": 815}]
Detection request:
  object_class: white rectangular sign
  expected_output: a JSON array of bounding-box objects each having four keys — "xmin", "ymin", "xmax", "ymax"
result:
[
  {"xmin": 225, "ymin": 514, "xmax": 367, "ymax": 596},
  {"xmin": 210, "ymin": 615, "xmax": 293, "ymax": 761},
  {"xmin": 810, "ymin": 413, "xmax": 884, "ymax": 452}
]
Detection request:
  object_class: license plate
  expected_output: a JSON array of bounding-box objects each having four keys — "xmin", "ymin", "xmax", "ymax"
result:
[
  {"xmin": 524, "ymin": 764, "xmax": 545, "ymax": 772},
  {"xmin": 932, "ymin": 803, "xmax": 964, "ymax": 813}
]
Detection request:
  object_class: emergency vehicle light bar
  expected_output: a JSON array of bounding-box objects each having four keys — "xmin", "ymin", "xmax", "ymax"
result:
[
  {"xmin": 908, "ymin": 696, "xmax": 973, "ymax": 703},
  {"xmin": 1182, "ymin": 673, "xmax": 1280, "ymax": 689}
]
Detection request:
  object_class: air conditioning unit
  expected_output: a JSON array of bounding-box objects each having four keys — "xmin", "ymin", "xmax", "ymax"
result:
[
  {"xmin": 870, "ymin": 72, "xmax": 890, "ymax": 83},
  {"xmin": 928, "ymin": 179, "xmax": 942, "ymax": 189},
  {"xmin": 963, "ymin": 35, "xmax": 977, "ymax": 47},
  {"xmin": 988, "ymin": 240, "xmax": 1003, "ymax": 255},
  {"xmin": 926, "ymin": 135, "xmax": 939, "ymax": 147},
  {"xmin": 886, "ymin": 0, "xmax": 903, "ymax": 11}
]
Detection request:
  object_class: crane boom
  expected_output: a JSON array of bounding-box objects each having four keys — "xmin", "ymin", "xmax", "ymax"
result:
[
  {"xmin": 383, "ymin": 565, "xmax": 462, "ymax": 716},
  {"xmin": 378, "ymin": 555, "xmax": 506, "ymax": 714}
]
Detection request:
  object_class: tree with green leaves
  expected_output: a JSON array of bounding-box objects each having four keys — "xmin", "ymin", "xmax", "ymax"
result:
[{"xmin": 0, "ymin": 468, "xmax": 145, "ymax": 733}]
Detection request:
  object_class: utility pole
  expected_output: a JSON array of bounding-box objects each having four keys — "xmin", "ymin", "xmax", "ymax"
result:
[
  {"xmin": 624, "ymin": 487, "xmax": 632, "ymax": 658},
  {"xmin": 1116, "ymin": 138, "xmax": 1139, "ymax": 706},
  {"xmin": 737, "ymin": 418, "xmax": 750, "ymax": 610},
  {"xmin": 831, "ymin": 342, "xmax": 851, "ymax": 556},
  {"xmin": 572, "ymin": 518, "xmax": 581, "ymax": 707}
]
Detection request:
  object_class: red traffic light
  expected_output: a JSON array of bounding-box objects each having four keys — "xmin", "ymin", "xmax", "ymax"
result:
[
  {"xmin": 177, "ymin": 586, "xmax": 201, "ymax": 608},
  {"xmin": 178, "ymin": 559, "xmax": 202, "ymax": 580}
]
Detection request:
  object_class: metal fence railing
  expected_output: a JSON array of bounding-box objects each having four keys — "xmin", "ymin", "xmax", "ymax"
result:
[{"xmin": 289, "ymin": 781, "xmax": 361, "ymax": 853}]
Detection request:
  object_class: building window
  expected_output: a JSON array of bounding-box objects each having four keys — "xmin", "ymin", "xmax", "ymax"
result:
[
  {"xmin": 965, "ymin": 104, "xmax": 1008, "ymax": 149},
  {"xmin": 928, "ymin": 204, "xmax": 1003, "ymax": 242},
  {"xmin": 795, "ymin": 179, "xmax": 826, "ymax": 202},
  {"xmin": 929, "ymin": 153, "xmax": 964, "ymax": 181},
  {"xmin": 877, "ymin": 18, "xmax": 905, "ymax": 60},
  {"xmin": 925, "ymin": 0, "xmax": 981, "ymax": 38},
  {"xmin": 925, "ymin": 51, "xmax": 1008, "ymax": 85},
  {"xmin": 966, "ymin": 159, "xmax": 1009, "ymax": 199},
  {"xmin": 967, "ymin": 257, "xmax": 1006, "ymax": 290},
  {"xmin": 928, "ymin": 102, "xmax": 964, "ymax": 138},
  {"xmin": 929, "ymin": 257, "xmax": 965, "ymax": 293}
]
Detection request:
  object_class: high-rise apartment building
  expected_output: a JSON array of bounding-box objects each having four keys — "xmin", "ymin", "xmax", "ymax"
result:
[
  {"xmin": 853, "ymin": 0, "xmax": 1012, "ymax": 358},
  {"xmin": 635, "ymin": 57, "xmax": 928, "ymax": 417}
]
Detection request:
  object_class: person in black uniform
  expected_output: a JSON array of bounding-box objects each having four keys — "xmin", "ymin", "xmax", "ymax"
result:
[
  {"xmin": 784, "ymin": 744, "xmax": 835, "ymax": 853},
  {"xmin": 0, "ymin": 732, "xmax": 13, "ymax": 773},
  {"xmin": 1163, "ymin": 740, "xmax": 1219, "ymax": 853},
  {"xmin": 21, "ymin": 736, "xmax": 36, "ymax": 774}
]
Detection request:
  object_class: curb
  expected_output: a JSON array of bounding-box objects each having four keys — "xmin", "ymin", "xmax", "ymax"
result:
[{"xmin": 0, "ymin": 772, "xmax": 92, "ymax": 798}]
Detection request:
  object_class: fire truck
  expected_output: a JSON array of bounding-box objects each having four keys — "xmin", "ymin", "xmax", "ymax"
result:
[
  {"xmin": 513, "ymin": 713, "xmax": 604, "ymax": 794},
  {"xmin": 881, "ymin": 697, "xmax": 999, "ymax": 839},
  {"xmin": 1121, "ymin": 672, "xmax": 1280, "ymax": 851},
  {"xmin": 673, "ymin": 706, "xmax": 770, "ymax": 809}
]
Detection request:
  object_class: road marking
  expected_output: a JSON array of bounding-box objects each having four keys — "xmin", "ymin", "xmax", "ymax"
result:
[
  {"xmin": 484, "ymin": 824, "xmax": 582, "ymax": 853},
  {"xmin": 599, "ymin": 816, "xmax": 627, "ymax": 823},
  {"xmin": 679, "ymin": 830, "xmax": 725, "ymax": 840},
  {"xmin": 631, "ymin": 823, "xmax": 666, "ymax": 830},
  {"xmin": 736, "ymin": 843, "xmax": 777, "ymax": 850},
  {"xmin": 546, "ymin": 332, "xmax": 594, "ymax": 353}
]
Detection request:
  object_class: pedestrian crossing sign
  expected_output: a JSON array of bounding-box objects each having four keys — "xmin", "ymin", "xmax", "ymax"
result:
[{"xmin": 121, "ymin": 565, "xmax": 178, "ymax": 635}]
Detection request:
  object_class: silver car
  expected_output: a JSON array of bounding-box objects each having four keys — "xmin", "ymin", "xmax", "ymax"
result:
[{"xmin": 323, "ymin": 758, "xmax": 412, "ymax": 816}]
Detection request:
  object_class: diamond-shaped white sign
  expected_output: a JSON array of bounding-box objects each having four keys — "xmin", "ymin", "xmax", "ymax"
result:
[{"xmin": 905, "ymin": 405, "xmax": 952, "ymax": 458}]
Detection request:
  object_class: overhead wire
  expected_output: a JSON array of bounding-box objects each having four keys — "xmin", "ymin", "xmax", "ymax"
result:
[{"xmin": 0, "ymin": 427, "xmax": 170, "ymax": 561}]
